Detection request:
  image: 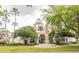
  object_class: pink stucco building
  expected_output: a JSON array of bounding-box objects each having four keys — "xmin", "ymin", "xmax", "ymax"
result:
[{"xmin": 34, "ymin": 18, "xmax": 48, "ymax": 44}]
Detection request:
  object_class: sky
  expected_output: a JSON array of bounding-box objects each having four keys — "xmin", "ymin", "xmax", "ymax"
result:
[{"xmin": 0, "ymin": 5, "xmax": 47, "ymax": 32}]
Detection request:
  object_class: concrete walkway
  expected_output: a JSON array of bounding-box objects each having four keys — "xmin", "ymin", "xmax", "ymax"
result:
[{"xmin": 35, "ymin": 44, "xmax": 61, "ymax": 48}]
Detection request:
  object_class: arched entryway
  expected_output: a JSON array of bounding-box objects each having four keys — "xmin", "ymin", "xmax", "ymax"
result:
[{"xmin": 39, "ymin": 34, "xmax": 45, "ymax": 44}]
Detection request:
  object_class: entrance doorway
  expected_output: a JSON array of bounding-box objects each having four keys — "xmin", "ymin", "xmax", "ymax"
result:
[{"xmin": 39, "ymin": 34, "xmax": 45, "ymax": 44}]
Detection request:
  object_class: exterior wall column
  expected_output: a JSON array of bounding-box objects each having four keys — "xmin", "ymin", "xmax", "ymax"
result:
[
  {"xmin": 36, "ymin": 38, "xmax": 39, "ymax": 44},
  {"xmin": 37, "ymin": 35, "xmax": 40, "ymax": 44},
  {"xmin": 45, "ymin": 34, "xmax": 49, "ymax": 44},
  {"xmin": 27, "ymin": 39, "xmax": 30, "ymax": 44}
]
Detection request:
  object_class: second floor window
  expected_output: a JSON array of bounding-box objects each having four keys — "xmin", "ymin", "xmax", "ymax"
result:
[{"xmin": 38, "ymin": 27, "xmax": 44, "ymax": 31}]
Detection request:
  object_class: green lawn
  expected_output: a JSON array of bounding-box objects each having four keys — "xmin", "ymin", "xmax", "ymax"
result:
[{"xmin": 0, "ymin": 44, "xmax": 79, "ymax": 52}]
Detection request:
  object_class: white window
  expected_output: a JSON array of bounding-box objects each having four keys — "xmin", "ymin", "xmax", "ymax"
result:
[{"xmin": 38, "ymin": 27, "xmax": 44, "ymax": 31}]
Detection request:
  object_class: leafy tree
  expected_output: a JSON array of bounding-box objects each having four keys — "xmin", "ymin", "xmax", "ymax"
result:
[
  {"xmin": 14, "ymin": 26, "xmax": 37, "ymax": 44},
  {"xmin": 43, "ymin": 5, "xmax": 79, "ymax": 43}
]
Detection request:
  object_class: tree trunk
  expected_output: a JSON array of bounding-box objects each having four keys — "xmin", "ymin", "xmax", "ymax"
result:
[
  {"xmin": 24, "ymin": 40, "xmax": 27, "ymax": 45},
  {"xmin": 4, "ymin": 15, "xmax": 7, "ymax": 42},
  {"xmin": 14, "ymin": 13, "xmax": 16, "ymax": 32},
  {"xmin": 4, "ymin": 15, "xmax": 7, "ymax": 31},
  {"xmin": 12, "ymin": 14, "xmax": 16, "ymax": 42},
  {"xmin": 5, "ymin": 21, "xmax": 7, "ymax": 31}
]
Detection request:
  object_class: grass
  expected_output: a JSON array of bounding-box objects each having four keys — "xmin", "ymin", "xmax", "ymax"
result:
[{"xmin": 0, "ymin": 44, "xmax": 79, "ymax": 52}]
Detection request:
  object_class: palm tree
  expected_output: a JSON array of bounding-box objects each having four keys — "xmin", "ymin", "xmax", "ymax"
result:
[
  {"xmin": 10, "ymin": 8, "xmax": 19, "ymax": 32},
  {"xmin": 0, "ymin": 9, "xmax": 11, "ymax": 42},
  {"xmin": 2, "ymin": 9, "xmax": 10, "ymax": 31},
  {"xmin": 0, "ymin": 7, "xmax": 10, "ymax": 42}
]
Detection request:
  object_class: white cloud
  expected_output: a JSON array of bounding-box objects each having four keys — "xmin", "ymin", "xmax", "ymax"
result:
[{"xmin": 1, "ymin": 5, "xmax": 46, "ymax": 32}]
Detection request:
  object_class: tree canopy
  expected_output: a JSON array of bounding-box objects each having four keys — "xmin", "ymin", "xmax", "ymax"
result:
[
  {"xmin": 43, "ymin": 5, "xmax": 79, "ymax": 37},
  {"xmin": 14, "ymin": 26, "xmax": 37, "ymax": 40}
]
